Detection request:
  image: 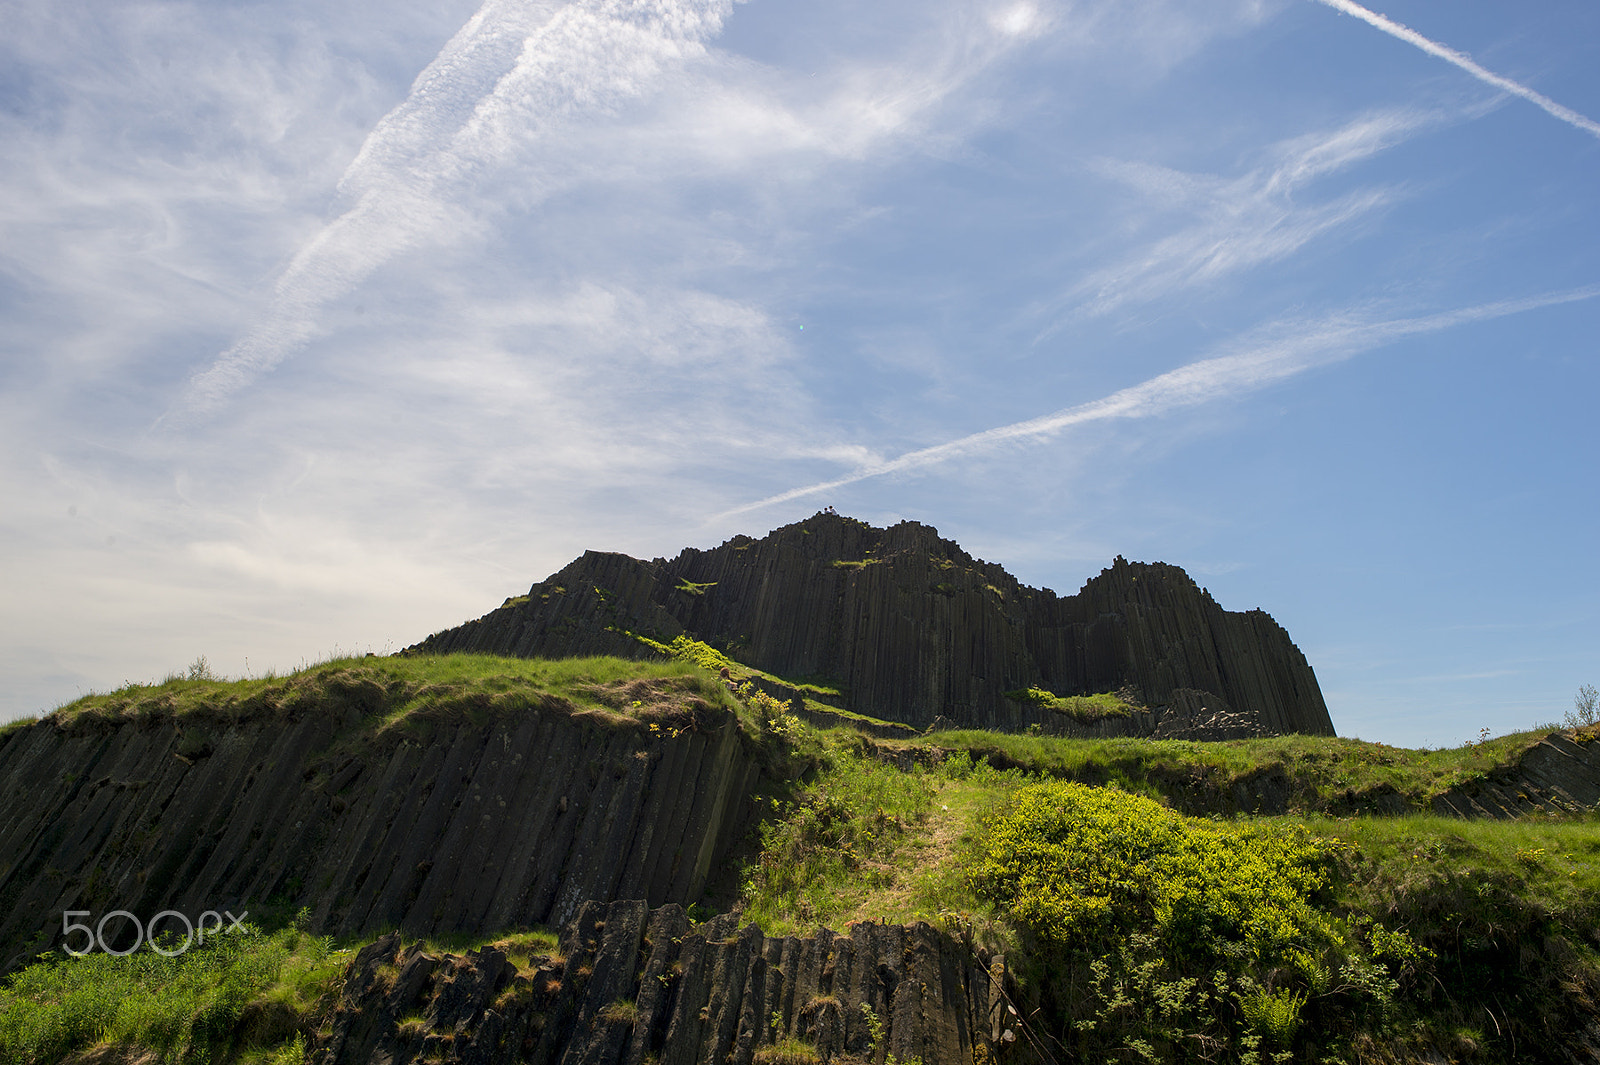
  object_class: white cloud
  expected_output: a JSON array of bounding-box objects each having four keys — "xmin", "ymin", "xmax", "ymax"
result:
[
  {"xmin": 990, "ymin": 3, "xmax": 1042, "ymax": 39},
  {"xmin": 1043, "ymin": 108, "xmax": 1428, "ymax": 326},
  {"xmin": 162, "ymin": 0, "xmax": 1075, "ymax": 424},
  {"xmin": 173, "ymin": 0, "xmax": 741, "ymax": 418}
]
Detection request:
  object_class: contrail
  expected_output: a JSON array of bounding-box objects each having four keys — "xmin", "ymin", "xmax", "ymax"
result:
[
  {"xmin": 168, "ymin": 0, "xmax": 733, "ymax": 421},
  {"xmin": 719, "ymin": 285, "xmax": 1600, "ymax": 519},
  {"xmin": 1312, "ymin": 0, "xmax": 1600, "ymax": 141}
]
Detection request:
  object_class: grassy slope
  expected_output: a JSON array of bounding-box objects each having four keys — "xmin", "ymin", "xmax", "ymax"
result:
[
  {"xmin": 30, "ymin": 653, "xmax": 755, "ymax": 744},
  {"xmin": 0, "ymin": 922, "xmax": 344, "ymax": 1065},
  {"xmin": 910, "ymin": 727, "xmax": 1561, "ymax": 813},
  {"xmin": 6, "ymin": 654, "xmax": 1600, "ymax": 1065},
  {"xmin": 1, "ymin": 654, "xmax": 739, "ymax": 1065},
  {"xmin": 740, "ymin": 729, "xmax": 1600, "ymax": 1064}
]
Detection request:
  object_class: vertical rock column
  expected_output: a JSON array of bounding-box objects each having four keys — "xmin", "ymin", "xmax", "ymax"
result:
[{"xmin": 318, "ymin": 903, "xmax": 1014, "ymax": 1065}]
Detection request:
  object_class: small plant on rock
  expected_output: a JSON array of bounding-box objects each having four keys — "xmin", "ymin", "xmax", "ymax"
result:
[{"xmin": 1567, "ymin": 683, "xmax": 1599, "ymax": 728}]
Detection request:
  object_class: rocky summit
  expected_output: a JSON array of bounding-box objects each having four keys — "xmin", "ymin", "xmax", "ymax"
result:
[{"xmin": 413, "ymin": 512, "xmax": 1334, "ymax": 739}]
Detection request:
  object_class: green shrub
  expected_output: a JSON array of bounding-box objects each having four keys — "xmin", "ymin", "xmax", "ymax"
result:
[
  {"xmin": 635, "ymin": 634, "xmax": 740, "ymax": 675},
  {"xmin": 752, "ymin": 1037, "xmax": 820, "ymax": 1065},
  {"xmin": 970, "ymin": 781, "xmax": 1341, "ymax": 963}
]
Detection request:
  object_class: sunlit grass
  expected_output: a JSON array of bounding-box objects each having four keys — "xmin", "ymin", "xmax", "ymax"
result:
[
  {"xmin": 0, "ymin": 924, "xmax": 343, "ymax": 1065},
  {"xmin": 42, "ymin": 653, "xmax": 747, "ymax": 738},
  {"xmin": 1298, "ymin": 810, "xmax": 1600, "ymax": 915},
  {"xmin": 911, "ymin": 727, "xmax": 1559, "ymax": 811}
]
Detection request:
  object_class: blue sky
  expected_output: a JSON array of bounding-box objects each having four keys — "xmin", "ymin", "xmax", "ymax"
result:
[{"xmin": 2, "ymin": 0, "xmax": 1596, "ymax": 747}]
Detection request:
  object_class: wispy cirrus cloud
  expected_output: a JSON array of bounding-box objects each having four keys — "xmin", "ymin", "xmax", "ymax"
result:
[
  {"xmin": 1311, "ymin": 0, "xmax": 1600, "ymax": 141},
  {"xmin": 1039, "ymin": 108, "xmax": 1427, "ymax": 329},
  {"xmin": 172, "ymin": 0, "xmax": 739, "ymax": 420},
  {"xmin": 168, "ymin": 0, "xmax": 1063, "ymax": 421},
  {"xmin": 725, "ymin": 284, "xmax": 1600, "ymax": 517}
]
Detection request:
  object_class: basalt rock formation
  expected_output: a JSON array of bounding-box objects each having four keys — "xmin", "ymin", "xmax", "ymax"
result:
[
  {"xmin": 319, "ymin": 899, "xmax": 1010, "ymax": 1065},
  {"xmin": 0, "ymin": 682, "xmax": 760, "ymax": 974},
  {"xmin": 1431, "ymin": 728, "xmax": 1600, "ymax": 819},
  {"xmin": 414, "ymin": 512, "xmax": 1334, "ymax": 738}
]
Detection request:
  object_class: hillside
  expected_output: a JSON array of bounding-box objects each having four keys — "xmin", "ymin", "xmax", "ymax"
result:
[
  {"xmin": 3, "ymin": 516, "xmax": 1599, "ymax": 1064},
  {"xmin": 0, "ymin": 656, "xmax": 778, "ymax": 974},
  {"xmin": 2, "ymin": 653, "xmax": 1599, "ymax": 1064},
  {"xmin": 413, "ymin": 512, "xmax": 1334, "ymax": 739}
]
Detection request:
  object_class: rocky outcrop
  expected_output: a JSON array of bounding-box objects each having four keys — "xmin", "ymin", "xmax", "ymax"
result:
[
  {"xmin": 318, "ymin": 899, "xmax": 1014, "ymax": 1065},
  {"xmin": 413, "ymin": 512, "xmax": 1334, "ymax": 738},
  {"xmin": 0, "ymin": 689, "xmax": 761, "ymax": 974},
  {"xmin": 1432, "ymin": 729, "xmax": 1600, "ymax": 819},
  {"xmin": 1148, "ymin": 689, "xmax": 1273, "ymax": 742}
]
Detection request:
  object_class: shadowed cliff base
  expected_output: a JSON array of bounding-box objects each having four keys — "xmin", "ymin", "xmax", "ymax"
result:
[{"xmin": 411, "ymin": 512, "xmax": 1334, "ymax": 739}]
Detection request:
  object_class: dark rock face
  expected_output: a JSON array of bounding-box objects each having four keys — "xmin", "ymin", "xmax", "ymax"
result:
[
  {"xmin": 414, "ymin": 512, "xmax": 1334, "ymax": 738},
  {"xmin": 319, "ymin": 900, "xmax": 1010, "ymax": 1065},
  {"xmin": 1432, "ymin": 730, "xmax": 1600, "ymax": 819},
  {"xmin": 0, "ymin": 702, "xmax": 760, "ymax": 974}
]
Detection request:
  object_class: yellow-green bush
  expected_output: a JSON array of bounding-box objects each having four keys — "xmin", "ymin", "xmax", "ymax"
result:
[
  {"xmin": 969, "ymin": 781, "xmax": 1340, "ymax": 962},
  {"xmin": 636, "ymin": 634, "xmax": 740, "ymax": 675}
]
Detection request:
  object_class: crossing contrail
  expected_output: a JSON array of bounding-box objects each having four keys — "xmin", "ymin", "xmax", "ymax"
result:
[
  {"xmin": 719, "ymin": 285, "xmax": 1600, "ymax": 518},
  {"xmin": 1311, "ymin": 0, "xmax": 1600, "ymax": 141}
]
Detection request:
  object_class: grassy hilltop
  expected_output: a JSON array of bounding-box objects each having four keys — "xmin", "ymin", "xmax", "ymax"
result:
[{"xmin": 3, "ymin": 650, "xmax": 1599, "ymax": 1065}]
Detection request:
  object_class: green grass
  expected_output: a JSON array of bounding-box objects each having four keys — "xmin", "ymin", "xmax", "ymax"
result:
[
  {"xmin": 0, "ymin": 923, "xmax": 344, "ymax": 1065},
  {"xmin": 792, "ymin": 699, "xmax": 910, "ymax": 732},
  {"xmin": 0, "ymin": 715, "xmax": 38, "ymax": 744},
  {"xmin": 752, "ymin": 1035, "xmax": 821, "ymax": 1065},
  {"xmin": 43, "ymin": 654, "xmax": 747, "ymax": 740},
  {"xmin": 739, "ymin": 736, "xmax": 944, "ymax": 935},
  {"xmin": 17, "ymin": 652, "xmax": 1600, "ymax": 1065},
  {"xmin": 909, "ymin": 727, "xmax": 1557, "ymax": 813},
  {"xmin": 399, "ymin": 927, "xmax": 561, "ymax": 971},
  {"xmin": 630, "ymin": 634, "xmax": 871, "ymax": 732},
  {"xmin": 0, "ymin": 919, "xmax": 567, "ymax": 1065},
  {"xmin": 737, "ymin": 735, "xmax": 1600, "ymax": 1064},
  {"xmin": 1305, "ymin": 811, "xmax": 1600, "ymax": 935},
  {"xmin": 1003, "ymin": 687, "xmax": 1135, "ymax": 722}
]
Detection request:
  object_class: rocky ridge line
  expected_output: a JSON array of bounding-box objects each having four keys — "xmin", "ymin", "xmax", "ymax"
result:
[{"xmin": 414, "ymin": 513, "xmax": 1333, "ymax": 739}]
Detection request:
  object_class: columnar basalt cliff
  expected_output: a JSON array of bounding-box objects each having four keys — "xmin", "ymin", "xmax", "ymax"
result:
[
  {"xmin": 319, "ymin": 900, "xmax": 1010, "ymax": 1065},
  {"xmin": 0, "ymin": 681, "xmax": 760, "ymax": 974},
  {"xmin": 414, "ymin": 513, "xmax": 1334, "ymax": 738}
]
